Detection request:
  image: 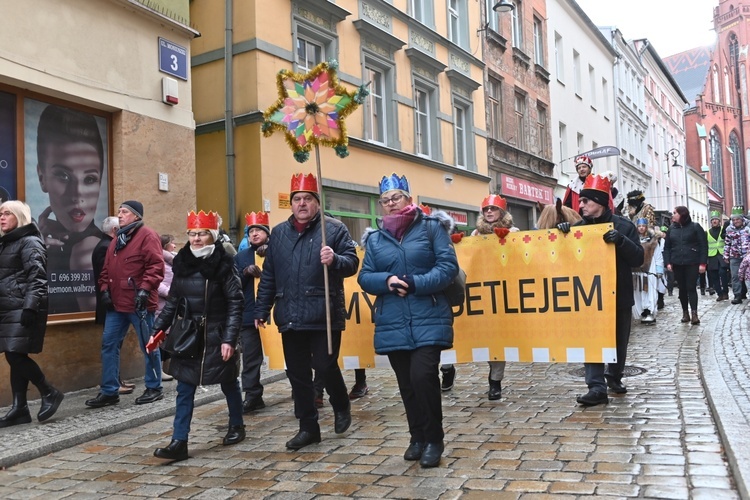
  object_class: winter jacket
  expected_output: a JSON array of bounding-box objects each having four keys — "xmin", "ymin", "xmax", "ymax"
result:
[
  {"xmin": 739, "ymin": 253, "xmax": 750, "ymax": 282},
  {"xmin": 663, "ymin": 220, "xmax": 708, "ymax": 266},
  {"xmin": 156, "ymin": 249, "xmax": 174, "ymax": 317},
  {"xmin": 153, "ymin": 242, "xmax": 243, "ymax": 386},
  {"xmin": 234, "ymin": 245, "xmax": 259, "ymax": 326},
  {"xmin": 573, "ymin": 209, "xmax": 644, "ymax": 309},
  {"xmin": 92, "ymin": 235, "xmax": 112, "ymax": 325},
  {"xmin": 0, "ymin": 223, "xmax": 49, "ymax": 353},
  {"xmin": 358, "ymin": 209, "xmax": 459, "ymax": 354},
  {"xmin": 99, "ymin": 223, "xmax": 164, "ymax": 312},
  {"xmin": 723, "ymin": 221, "xmax": 750, "ymax": 261},
  {"xmin": 255, "ymin": 212, "xmax": 359, "ymax": 332}
]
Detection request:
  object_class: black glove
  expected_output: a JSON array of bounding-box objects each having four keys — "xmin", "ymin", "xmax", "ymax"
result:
[
  {"xmin": 603, "ymin": 229, "xmax": 624, "ymax": 246},
  {"xmin": 556, "ymin": 222, "xmax": 571, "ymax": 233},
  {"xmin": 256, "ymin": 244, "xmax": 268, "ymax": 257},
  {"xmin": 101, "ymin": 290, "xmax": 114, "ymax": 310},
  {"xmin": 20, "ymin": 309, "xmax": 36, "ymax": 327},
  {"xmin": 243, "ymin": 265, "xmax": 262, "ymax": 278},
  {"xmin": 135, "ymin": 289, "xmax": 150, "ymax": 311},
  {"xmin": 401, "ymin": 275, "xmax": 416, "ymax": 294}
]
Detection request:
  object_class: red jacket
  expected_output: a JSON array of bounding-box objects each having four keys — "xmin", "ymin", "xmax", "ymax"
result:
[{"xmin": 99, "ymin": 224, "xmax": 164, "ymax": 312}]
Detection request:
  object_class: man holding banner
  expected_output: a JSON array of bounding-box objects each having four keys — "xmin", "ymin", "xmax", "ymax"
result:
[{"xmin": 559, "ymin": 174, "xmax": 643, "ymax": 406}]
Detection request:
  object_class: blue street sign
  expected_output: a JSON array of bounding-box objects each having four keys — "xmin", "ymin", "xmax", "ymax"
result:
[{"xmin": 158, "ymin": 37, "xmax": 188, "ymax": 81}]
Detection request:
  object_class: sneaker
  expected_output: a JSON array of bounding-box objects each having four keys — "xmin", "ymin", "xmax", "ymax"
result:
[
  {"xmin": 440, "ymin": 366, "xmax": 456, "ymax": 392},
  {"xmin": 348, "ymin": 383, "xmax": 369, "ymax": 400}
]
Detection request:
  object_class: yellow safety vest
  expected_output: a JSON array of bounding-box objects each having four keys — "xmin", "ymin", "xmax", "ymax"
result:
[{"xmin": 707, "ymin": 231, "xmax": 724, "ymax": 257}]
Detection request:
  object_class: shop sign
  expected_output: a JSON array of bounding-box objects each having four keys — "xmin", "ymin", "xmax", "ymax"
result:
[
  {"xmin": 446, "ymin": 210, "xmax": 468, "ymax": 225},
  {"xmin": 501, "ymin": 175, "xmax": 554, "ymax": 204}
]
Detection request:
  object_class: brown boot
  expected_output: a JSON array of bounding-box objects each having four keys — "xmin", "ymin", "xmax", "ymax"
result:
[
  {"xmin": 681, "ymin": 311, "xmax": 690, "ymax": 323},
  {"xmin": 691, "ymin": 311, "xmax": 700, "ymax": 325}
]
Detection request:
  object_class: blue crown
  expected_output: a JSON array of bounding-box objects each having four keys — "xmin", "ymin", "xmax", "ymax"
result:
[
  {"xmin": 379, "ymin": 173, "xmax": 410, "ymax": 195},
  {"xmin": 636, "ymin": 218, "xmax": 648, "ymax": 225}
]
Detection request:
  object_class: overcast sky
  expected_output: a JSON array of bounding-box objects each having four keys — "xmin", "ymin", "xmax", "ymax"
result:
[{"xmin": 575, "ymin": 0, "xmax": 717, "ymax": 58}]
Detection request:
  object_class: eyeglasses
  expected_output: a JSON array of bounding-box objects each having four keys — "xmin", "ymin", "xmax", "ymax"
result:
[
  {"xmin": 378, "ymin": 194, "xmax": 405, "ymax": 206},
  {"xmin": 187, "ymin": 230, "xmax": 211, "ymax": 238},
  {"xmin": 0, "ymin": 211, "xmax": 14, "ymax": 218}
]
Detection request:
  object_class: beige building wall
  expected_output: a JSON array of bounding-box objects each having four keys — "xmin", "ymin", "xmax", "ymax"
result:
[{"xmin": 0, "ymin": 0, "xmax": 198, "ymax": 403}]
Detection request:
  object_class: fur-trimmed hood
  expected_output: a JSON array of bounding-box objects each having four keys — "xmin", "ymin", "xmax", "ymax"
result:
[
  {"xmin": 473, "ymin": 210, "xmax": 515, "ymax": 235},
  {"xmin": 361, "ymin": 207, "xmax": 455, "ymax": 247}
]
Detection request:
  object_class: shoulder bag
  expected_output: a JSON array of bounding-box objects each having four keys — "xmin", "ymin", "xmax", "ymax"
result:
[{"xmin": 163, "ymin": 280, "xmax": 208, "ymax": 359}]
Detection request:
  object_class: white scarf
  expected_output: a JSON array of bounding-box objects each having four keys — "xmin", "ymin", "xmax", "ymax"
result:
[{"xmin": 190, "ymin": 244, "xmax": 215, "ymax": 259}]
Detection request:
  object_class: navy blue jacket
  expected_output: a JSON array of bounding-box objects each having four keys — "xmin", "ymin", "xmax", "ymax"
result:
[{"xmin": 234, "ymin": 246, "xmax": 258, "ymax": 326}]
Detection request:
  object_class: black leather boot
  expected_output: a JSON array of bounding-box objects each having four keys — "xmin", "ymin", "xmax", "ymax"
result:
[
  {"xmin": 154, "ymin": 440, "xmax": 188, "ymax": 461},
  {"xmin": 37, "ymin": 379, "xmax": 64, "ymax": 422},
  {"xmin": 0, "ymin": 392, "xmax": 32, "ymax": 428}
]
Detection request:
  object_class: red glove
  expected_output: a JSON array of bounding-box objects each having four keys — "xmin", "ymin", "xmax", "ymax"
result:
[
  {"xmin": 451, "ymin": 233, "xmax": 463, "ymax": 244},
  {"xmin": 494, "ymin": 227, "xmax": 510, "ymax": 239}
]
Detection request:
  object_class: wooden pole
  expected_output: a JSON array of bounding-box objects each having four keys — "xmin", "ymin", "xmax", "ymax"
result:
[{"xmin": 314, "ymin": 144, "xmax": 333, "ymax": 355}]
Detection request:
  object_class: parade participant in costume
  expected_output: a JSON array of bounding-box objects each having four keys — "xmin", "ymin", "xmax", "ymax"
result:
[
  {"xmin": 723, "ymin": 206, "xmax": 750, "ymax": 304},
  {"xmin": 558, "ymin": 174, "xmax": 643, "ymax": 405},
  {"xmin": 358, "ymin": 174, "xmax": 459, "ymax": 468},
  {"xmin": 235, "ymin": 211, "xmax": 270, "ymax": 413},
  {"xmin": 0, "ymin": 201, "xmax": 63, "ymax": 428},
  {"xmin": 471, "ymin": 194, "xmax": 518, "ymax": 400},
  {"xmin": 150, "ymin": 210, "xmax": 245, "ymax": 461},
  {"xmin": 626, "ymin": 190, "xmax": 656, "ymax": 228},
  {"xmin": 632, "ymin": 219, "xmax": 662, "ymax": 324},
  {"xmin": 562, "ymin": 155, "xmax": 593, "ymax": 211},
  {"xmin": 663, "ymin": 207, "xmax": 707, "ymax": 323},
  {"xmin": 707, "ymin": 211, "xmax": 730, "ymax": 302},
  {"xmin": 255, "ymin": 173, "xmax": 358, "ymax": 450}
]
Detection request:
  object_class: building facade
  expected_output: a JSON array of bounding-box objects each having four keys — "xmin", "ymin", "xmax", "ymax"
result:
[
  {"xmin": 190, "ymin": 0, "xmax": 491, "ymax": 240},
  {"xmin": 0, "ymin": 0, "xmax": 198, "ymax": 402}
]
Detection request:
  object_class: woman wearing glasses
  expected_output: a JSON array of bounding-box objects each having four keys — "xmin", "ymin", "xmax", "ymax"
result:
[
  {"xmin": 149, "ymin": 210, "xmax": 245, "ymax": 462},
  {"xmin": 0, "ymin": 201, "xmax": 63, "ymax": 428},
  {"xmin": 358, "ymin": 174, "xmax": 459, "ymax": 468}
]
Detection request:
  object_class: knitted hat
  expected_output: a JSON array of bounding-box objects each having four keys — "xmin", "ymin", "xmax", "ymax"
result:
[{"xmin": 120, "ymin": 200, "xmax": 143, "ymax": 219}]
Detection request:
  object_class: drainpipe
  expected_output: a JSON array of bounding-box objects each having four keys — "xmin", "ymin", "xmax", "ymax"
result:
[{"xmin": 225, "ymin": 0, "xmax": 237, "ymax": 242}]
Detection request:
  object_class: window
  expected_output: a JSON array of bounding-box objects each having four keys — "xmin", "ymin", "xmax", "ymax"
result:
[
  {"xmin": 589, "ymin": 65, "xmax": 596, "ymax": 108},
  {"xmin": 364, "ymin": 65, "xmax": 386, "ymax": 144},
  {"xmin": 415, "ymin": 85, "xmax": 438, "ymax": 158},
  {"xmin": 323, "ymin": 189, "xmax": 379, "ymax": 241},
  {"xmin": 514, "ymin": 91, "xmax": 526, "ymax": 150},
  {"xmin": 554, "ymin": 33, "xmax": 564, "ymax": 82},
  {"xmin": 533, "ymin": 17, "xmax": 544, "ymax": 66},
  {"xmin": 449, "ymin": 0, "xmax": 460, "ymax": 44},
  {"xmin": 454, "ymin": 104, "xmax": 467, "ymax": 167},
  {"xmin": 730, "ymin": 132, "xmax": 745, "ymax": 206},
  {"xmin": 511, "ymin": 0, "xmax": 522, "ymax": 48},
  {"xmin": 296, "ymin": 36, "xmax": 323, "ymax": 72},
  {"xmin": 709, "ymin": 127, "xmax": 724, "ymax": 195},
  {"xmin": 488, "ymin": 77, "xmax": 503, "ymax": 140},
  {"xmin": 573, "ymin": 50, "xmax": 581, "ymax": 96},
  {"xmin": 712, "ymin": 64, "xmax": 720, "ymax": 102},
  {"xmin": 486, "ymin": 0, "xmax": 499, "ymax": 32},
  {"xmin": 724, "ymin": 67, "xmax": 732, "ymax": 106},
  {"xmin": 537, "ymin": 103, "xmax": 547, "ymax": 156},
  {"xmin": 577, "ymin": 132, "xmax": 584, "ymax": 153},
  {"xmin": 558, "ymin": 122, "xmax": 567, "ymax": 163},
  {"xmin": 602, "ymin": 77, "xmax": 609, "ymax": 115}
]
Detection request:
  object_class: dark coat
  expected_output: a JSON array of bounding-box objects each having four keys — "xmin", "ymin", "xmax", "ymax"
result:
[
  {"xmin": 358, "ymin": 209, "xmax": 459, "ymax": 354},
  {"xmin": 234, "ymin": 246, "xmax": 258, "ymax": 326},
  {"xmin": 153, "ymin": 242, "xmax": 244, "ymax": 386},
  {"xmin": 254, "ymin": 211, "xmax": 359, "ymax": 332},
  {"xmin": 663, "ymin": 220, "xmax": 708, "ymax": 266},
  {"xmin": 92, "ymin": 235, "xmax": 112, "ymax": 325},
  {"xmin": 0, "ymin": 223, "xmax": 49, "ymax": 353},
  {"xmin": 573, "ymin": 209, "xmax": 644, "ymax": 309}
]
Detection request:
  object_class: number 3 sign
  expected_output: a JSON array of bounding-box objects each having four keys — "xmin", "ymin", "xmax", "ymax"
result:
[{"xmin": 158, "ymin": 37, "xmax": 188, "ymax": 81}]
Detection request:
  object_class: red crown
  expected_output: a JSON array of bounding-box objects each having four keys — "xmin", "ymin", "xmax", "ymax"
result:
[
  {"xmin": 187, "ymin": 210, "xmax": 220, "ymax": 230},
  {"xmin": 419, "ymin": 204, "xmax": 432, "ymax": 215},
  {"xmin": 245, "ymin": 211, "xmax": 270, "ymax": 227},
  {"xmin": 290, "ymin": 173, "xmax": 319, "ymax": 195},
  {"xmin": 575, "ymin": 155, "xmax": 593, "ymax": 168},
  {"xmin": 582, "ymin": 174, "xmax": 611, "ymax": 193},
  {"xmin": 481, "ymin": 194, "xmax": 507, "ymax": 210}
]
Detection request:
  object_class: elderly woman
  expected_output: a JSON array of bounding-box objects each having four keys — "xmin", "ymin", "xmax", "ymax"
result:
[
  {"xmin": 0, "ymin": 201, "xmax": 63, "ymax": 428},
  {"xmin": 358, "ymin": 174, "xmax": 458, "ymax": 468},
  {"xmin": 150, "ymin": 210, "xmax": 244, "ymax": 461}
]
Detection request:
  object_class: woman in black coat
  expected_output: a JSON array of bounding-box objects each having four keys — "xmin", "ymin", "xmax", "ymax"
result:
[
  {"xmin": 149, "ymin": 211, "xmax": 245, "ymax": 461},
  {"xmin": 663, "ymin": 206, "xmax": 707, "ymax": 325},
  {"xmin": 0, "ymin": 201, "xmax": 63, "ymax": 428}
]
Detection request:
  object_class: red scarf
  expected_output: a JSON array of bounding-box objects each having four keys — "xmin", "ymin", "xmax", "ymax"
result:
[{"xmin": 383, "ymin": 204, "xmax": 418, "ymax": 240}]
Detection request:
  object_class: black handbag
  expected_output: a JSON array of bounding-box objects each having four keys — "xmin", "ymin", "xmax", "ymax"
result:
[{"xmin": 164, "ymin": 282, "xmax": 207, "ymax": 359}]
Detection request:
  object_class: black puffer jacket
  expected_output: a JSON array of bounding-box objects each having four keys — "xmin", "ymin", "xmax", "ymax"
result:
[
  {"xmin": 0, "ymin": 223, "xmax": 48, "ymax": 353},
  {"xmin": 153, "ymin": 242, "xmax": 243, "ymax": 386},
  {"xmin": 663, "ymin": 220, "xmax": 707, "ymax": 266},
  {"xmin": 255, "ymin": 212, "xmax": 359, "ymax": 332}
]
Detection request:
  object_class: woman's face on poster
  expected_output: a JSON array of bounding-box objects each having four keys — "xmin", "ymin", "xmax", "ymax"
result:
[{"xmin": 37, "ymin": 141, "xmax": 102, "ymax": 233}]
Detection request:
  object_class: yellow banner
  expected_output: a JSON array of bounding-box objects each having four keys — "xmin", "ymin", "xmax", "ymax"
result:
[{"xmin": 258, "ymin": 224, "xmax": 616, "ymax": 369}]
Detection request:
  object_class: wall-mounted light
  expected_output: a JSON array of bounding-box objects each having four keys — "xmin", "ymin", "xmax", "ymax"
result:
[
  {"xmin": 492, "ymin": 1, "xmax": 515, "ymax": 13},
  {"xmin": 666, "ymin": 148, "xmax": 681, "ymax": 177}
]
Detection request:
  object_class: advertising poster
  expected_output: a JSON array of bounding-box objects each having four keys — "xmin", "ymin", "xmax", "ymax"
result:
[
  {"xmin": 0, "ymin": 92, "xmax": 16, "ymax": 201},
  {"xmin": 24, "ymin": 99, "xmax": 110, "ymax": 315}
]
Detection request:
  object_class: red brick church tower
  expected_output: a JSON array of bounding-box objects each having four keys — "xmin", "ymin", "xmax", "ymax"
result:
[{"xmin": 665, "ymin": 0, "xmax": 750, "ymax": 214}]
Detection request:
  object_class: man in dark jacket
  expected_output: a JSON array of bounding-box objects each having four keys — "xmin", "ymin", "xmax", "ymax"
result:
[
  {"xmin": 255, "ymin": 173, "xmax": 359, "ymax": 450},
  {"xmin": 86, "ymin": 201, "xmax": 164, "ymax": 408},
  {"xmin": 559, "ymin": 174, "xmax": 644, "ymax": 406},
  {"xmin": 234, "ymin": 212, "xmax": 270, "ymax": 413}
]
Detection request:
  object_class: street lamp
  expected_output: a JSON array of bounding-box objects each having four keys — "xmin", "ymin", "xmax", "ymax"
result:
[
  {"xmin": 493, "ymin": 1, "xmax": 515, "ymax": 12},
  {"xmin": 665, "ymin": 148, "xmax": 680, "ymax": 177}
]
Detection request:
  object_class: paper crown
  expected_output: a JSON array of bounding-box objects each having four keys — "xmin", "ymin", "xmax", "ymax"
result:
[
  {"xmin": 730, "ymin": 206, "xmax": 745, "ymax": 218},
  {"xmin": 419, "ymin": 204, "xmax": 431, "ymax": 215},
  {"xmin": 379, "ymin": 173, "xmax": 410, "ymax": 195},
  {"xmin": 710, "ymin": 210, "xmax": 721, "ymax": 220},
  {"xmin": 290, "ymin": 173, "xmax": 319, "ymax": 196},
  {"xmin": 481, "ymin": 194, "xmax": 507, "ymax": 211},
  {"xmin": 575, "ymin": 155, "xmax": 593, "ymax": 168},
  {"xmin": 245, "ymin": 211, "xmax": 270, "ymax": 228},
  {"xmin": 582, "ymin": 173, "xmax": 611, "ymax": 193},
  {"xmin": 187, "ymin": 210, "xmax": 220, "ymax": 230},
  {"xmin": 636, "ymin": 218, "xmax": 649, "ymax": 226}
]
